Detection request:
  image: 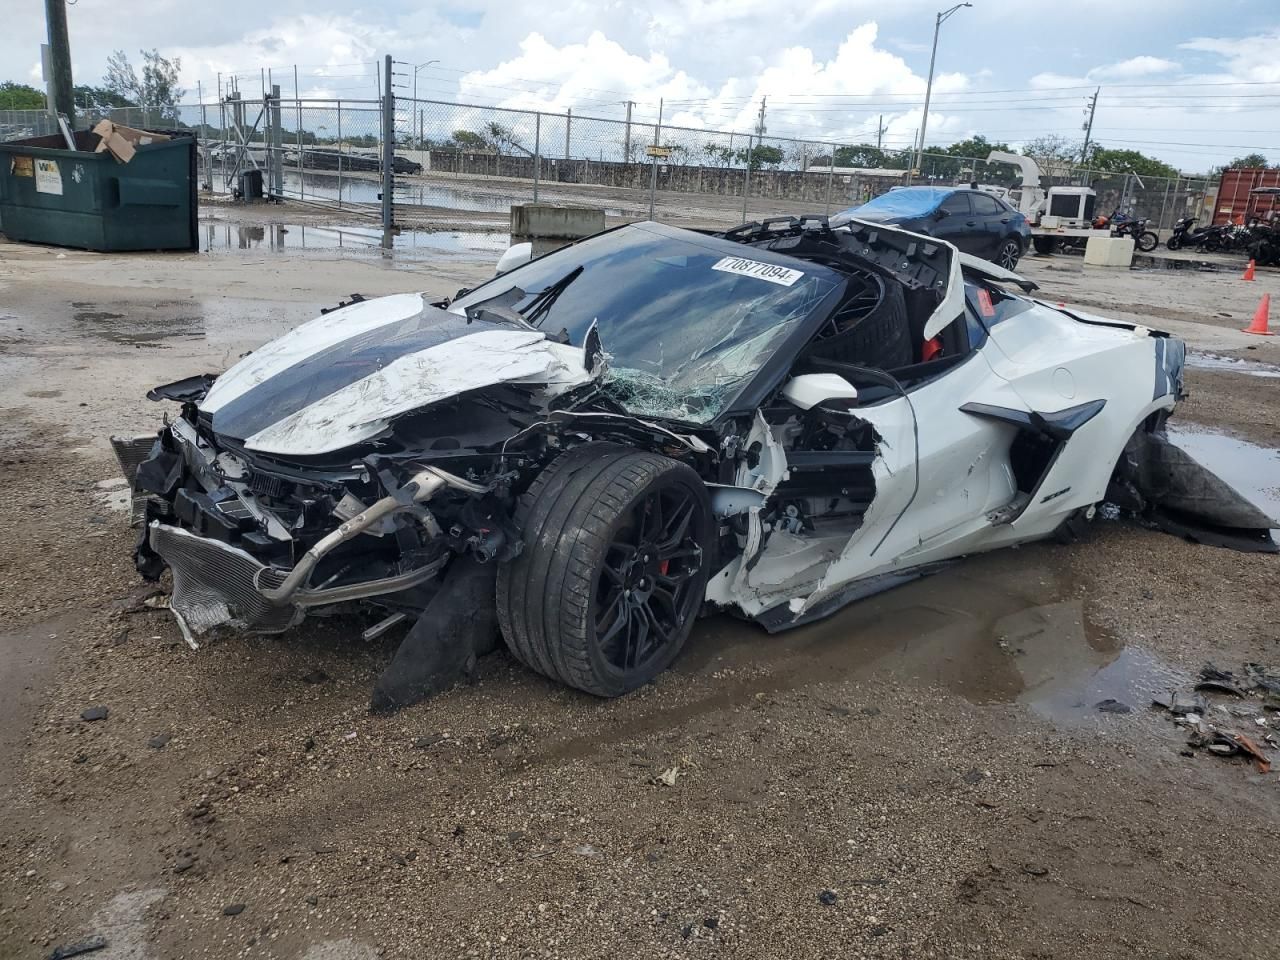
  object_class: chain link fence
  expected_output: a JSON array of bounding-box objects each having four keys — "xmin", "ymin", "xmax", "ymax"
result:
[
  {"xmin": 2, "ymin": 99, "xmax": 1217, "ymax": 237},
  {"xmin": 0, "ymin": 109, "xmax": 61, "ymax": 142}
]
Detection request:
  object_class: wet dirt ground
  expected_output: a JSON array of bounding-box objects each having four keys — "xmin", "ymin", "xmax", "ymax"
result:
[{"xmin": 1, "ymin": 208, "xmax": 1279, "ymax": 960}]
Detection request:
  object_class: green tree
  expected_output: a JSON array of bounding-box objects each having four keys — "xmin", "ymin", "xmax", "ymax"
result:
[
  {"xmin": 1088, "ymin": 147, "xmax": 1178, "ymax": 179},
  {"xmin": 0, "ymin": 81, "xmax": 45, "ymax": 110},
  {"xmin": 944, "ymin": 135, "xmax": 1012, "ymax": 160},
  {"xmin": 736, "ymin": 143, "xmax": 783, "ymax": 169},
  {"xmin": 1226, "ymin": 153, "xmax": 1268, "ymax": 169},
  {"xmin": 1022, "ymin": 133, "xmax": 1082, "ymax": 169},
  {"xmin": 484, "ymin": 121, "xmax": 525, "ymax": 155},
  {"xmin": 704, "ymin": 141, "xmax": 736, "ymax": 166},
  {"xmin": 834, "ymin": 143, "xmax": 885, "ymax": 167},
  {"xmin": 104, "ymin": 49, "xmax": 185, "ymax": 118},
  {"xmin": 451, "ymin": 129, "xmax": 489, "ymax": 150},
  {"xmin": 73, "ymin": 83, "xmax": 135, "ymax": 109}
]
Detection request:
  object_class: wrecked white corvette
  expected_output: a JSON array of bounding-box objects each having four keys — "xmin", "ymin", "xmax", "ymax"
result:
[{"xmin": 114, "ymin": 217, "xmax": 1272, "ymax": 710}]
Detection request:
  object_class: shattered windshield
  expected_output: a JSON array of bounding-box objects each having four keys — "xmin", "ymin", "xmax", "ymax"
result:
[
  {"xmin": 449, "ymin": 224, "xmax": 841, "ymax": 423},
  {"xmin": 832, "ymin": 187, "xmax": 954, "ymax": 223}
]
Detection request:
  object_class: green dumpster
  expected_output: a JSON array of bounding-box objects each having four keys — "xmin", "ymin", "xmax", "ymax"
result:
[{"xmin": 0, "ymin": 129, "xmax": 197, "ymax": 251}]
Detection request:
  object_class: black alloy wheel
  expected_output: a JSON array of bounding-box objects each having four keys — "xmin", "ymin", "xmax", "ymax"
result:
[
  {"xmin": 595, "ymin": 483, "xmax": 705, "ymax": 675},
  {"xmin": 996, "ymin": 238, "xmax": 1021, "ymax": 270}
]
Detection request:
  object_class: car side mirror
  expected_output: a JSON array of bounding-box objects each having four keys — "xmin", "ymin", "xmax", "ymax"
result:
[
  {"xmin": 495, "ymin": 242, "xmax": 533, "ymax": 275},
  {"xmin": 780, "ymin": 373, "xmax": 858, "ymax": 410},
  {"xmin": 934, "ymin": 208, "xmax": 950, "ymax": 220}
]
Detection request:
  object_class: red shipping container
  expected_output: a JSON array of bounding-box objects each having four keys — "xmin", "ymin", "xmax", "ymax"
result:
[{"xmin": 1213, "ymin": 168, "xmax": 1280, "ymax": 225}]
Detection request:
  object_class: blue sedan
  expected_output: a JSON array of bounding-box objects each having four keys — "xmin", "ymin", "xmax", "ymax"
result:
[{"xmin": 834, "ymin": 186, "xmax": 1032, "ymax": 269}]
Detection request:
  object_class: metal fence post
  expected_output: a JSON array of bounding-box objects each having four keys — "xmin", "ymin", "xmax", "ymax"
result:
[
  {"xmin": 336, "ymin": 99, "xmax": 343, "ymax": 208},
  {"xmin": 533, "ymin": 111, "xmax": 541, "ymax": 202},
  {"xmin": 1157, "ymin": 176, "xmax": 1171, "ymax": 233},
  {"xmin": 218, "ymin": 81, "xmax": 227, "ymax": 193},
  {"xmin": 742, "ymin": 133, "xmax": 754, "ymax": 222},
  {"xmin": 825, "ymin": 149, "xmax": 834, "ymax": 215},
  {"xmin": 269, "ymin": 85, "xmax": 283, "ymax": 199},
  {"xmin": 294, "ymin": 66, "xmax": 303, "ymax": 200},
  {"xmin": 565, "ymin": 107, "xmax": 571, "ymax": 160},
  {"xmin": 381, "ymin": 53, "xmax": 394, "ymax": 230},
  {"xmin": 649, "ymin": 100, "xmax": 664, "ymax": 221}
]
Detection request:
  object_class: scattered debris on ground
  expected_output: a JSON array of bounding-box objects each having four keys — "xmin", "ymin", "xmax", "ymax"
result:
[{"xmin": 1156, "ymin": 662, "xmax": 1278, "ymax": 772}]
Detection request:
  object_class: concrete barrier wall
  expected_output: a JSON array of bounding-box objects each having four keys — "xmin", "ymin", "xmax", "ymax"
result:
[{"xmin": 420, "ymin": 149, "xmax": 898, "ymax": 208}]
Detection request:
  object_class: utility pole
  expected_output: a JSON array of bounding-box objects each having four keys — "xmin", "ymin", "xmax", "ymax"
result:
[
  {"xmin": 648, "ymin": 98, "xmax": 663, "ymax": 220},
  {"xmin": 877, "ymin": 114, "xmax": 885, "ymax": 151},
  {"xmin": 1080, "ymin": 87, "xmax": 1099, "ymax": 166},
  {"xmin": 910, "ymin": 3, "xmax": 971, "ymax": 186},
  {"xmin": 623, "ymin": 100, "xmax": 635, "ymax": 162},
  {"xmin": 380, "ymin": 53, "xmax": 394, "ymax": 233},
  {"xmin": 742, "ymin": 96, "xmax": 766, "ymax": 222},
  {"xmin": 43, "ymin": 0, "xmax": 74, "ymax": 125},
  {"xmin": 412, "ymin": 60, "xmax": 438, "ymax": 149}
]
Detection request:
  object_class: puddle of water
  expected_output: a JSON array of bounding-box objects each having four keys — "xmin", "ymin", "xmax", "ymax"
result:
[
  {"xmin": 273, "ymin": 171, "xmax": 514, "ymax": 213},
  {"xmin": 994, "ymin": 602, "xmax": 1181, "ymax": 726},
  {"xmin": 200, "ymin": 222, "xmax": 510, "ymax": 261},
  {"xmin": 1186, "ymin": 351, "xmax": 1280, "ymax": 379},
  {"xmin": 72, "ymin": 300, "xmax": 203, "ymax": 347},
  {"xmin": 670, "ymin": 554, "xmax": 1186, "ymax": 732},
  {"xmin": 60, "ymin": 297, "xmax": 314, "ymax": 350},
  {"xmin": 1131, "ymin": 255, "xmax": 1220, "ymax": 272},
  {"xmin": 1166, "ymin": 423, "xmax": 1280, "ymax": 524}
]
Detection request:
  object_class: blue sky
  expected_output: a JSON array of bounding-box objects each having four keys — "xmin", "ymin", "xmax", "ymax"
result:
[{"xmin": 8, "ymin": 0, "xmax": 1280, "ymax": 171}]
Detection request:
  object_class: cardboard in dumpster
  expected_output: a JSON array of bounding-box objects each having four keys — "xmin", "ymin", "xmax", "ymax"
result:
[{"xmin": 91, "ymin": 120, "xmax": 171, "ymax": 164}]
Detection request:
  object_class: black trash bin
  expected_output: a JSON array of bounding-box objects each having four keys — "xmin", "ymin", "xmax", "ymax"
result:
[
  {"xmin": 0, "ymin": 128, "xmax": 197, "ymax": 252},
  {"xmin": 237, "ymin": 168, "xmax": 264, "ymax": 201}
]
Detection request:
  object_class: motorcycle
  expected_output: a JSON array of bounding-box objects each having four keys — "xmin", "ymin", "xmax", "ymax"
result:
[
  {"xmin": 1101, "ymin": 210, "xmax": 1159, "ymax": 252},
  {"xmin": 1165, "ymin": 216, "xmax": 1223, "ymax": 251}
]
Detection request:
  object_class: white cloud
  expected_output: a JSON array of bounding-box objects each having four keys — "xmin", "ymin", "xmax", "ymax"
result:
[
  {"xmin": 457, "ymin": 21, "xmax": 962, "ymax": 150},
  {"xmin": 169, "ymin": 15, "xmax": 396, "ymax": 100},
  {"xmin": 1089, "ymin": 55, "xmax": 1180, "ymax": 80},
  {"xmin": 1179, "ymin": 31, "xmax": 1280, "ymax": 82},
  {"xmin": 4, "ymin": 0, "xmax": 1275, "ymax": 173},
  {"xmin": 458, "ymin": 31, "xmax": 710, "ymax": 115}
]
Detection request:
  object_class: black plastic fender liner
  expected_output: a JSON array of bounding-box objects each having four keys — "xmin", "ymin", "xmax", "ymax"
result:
[
  {"xmin": 1149, "ymin": 509, "xmax": 1278, "ymax": 554},
  {"xmin": 1131, "ymin": 431, "xmax": 1276, "ymax": 532},
  {"xmin": 369, "ymin": 556, "xmax": 502, "ymax": 713},
  {"xmin": 146, "ymin": 374, "xmax": 218, "ymax": 403}
]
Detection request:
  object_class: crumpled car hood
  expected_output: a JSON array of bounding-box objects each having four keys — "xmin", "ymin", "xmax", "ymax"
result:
[{"xmin": 200, "ymin": 293, "xmax": 593, "ymax": 456}]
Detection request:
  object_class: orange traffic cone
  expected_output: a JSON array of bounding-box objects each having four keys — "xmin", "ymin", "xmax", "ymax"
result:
[
  {"xmin": 1242, "ymin": 259, "xmax": 1257, "ymax": 281},
  {"xmin": 1243, "ymin": 293, "xmax": 1273, "ymax": 336}
]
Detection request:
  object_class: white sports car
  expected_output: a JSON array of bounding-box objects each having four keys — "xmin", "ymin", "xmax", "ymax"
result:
[{"xmin": 114, "ymin": 217, "xmax": 1272, "ymax": 709}]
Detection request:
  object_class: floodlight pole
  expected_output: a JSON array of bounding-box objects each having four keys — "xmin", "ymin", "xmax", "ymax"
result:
[{"xmin": 909, "ymin": 3, "xmax": 971, "ymax": 186}]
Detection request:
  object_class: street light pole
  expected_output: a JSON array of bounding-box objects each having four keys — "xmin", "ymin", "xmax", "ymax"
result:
[
  {"xmin": 44, "ymin": 0, "xmax": 75, "ymax": 126},
  {"xmin": 412, "ymin": 59, "xmax": 439, "ymax": 148},
  {"xmin": 910, "ymin": 3, "xmax": 971, "ymax": 185}
]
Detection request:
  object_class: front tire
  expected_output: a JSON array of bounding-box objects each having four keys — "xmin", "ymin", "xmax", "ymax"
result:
[
  {"xmin": 497, "ymin": 444, "xmax": 712, "ymax": 697},
  {"xmin": 1165, "ymin": 235, "xmax": 1183, "ymax": 251},
  {"xmin": 1136, "ymin": 231, "xmax": 1158, "ymax": 253}
]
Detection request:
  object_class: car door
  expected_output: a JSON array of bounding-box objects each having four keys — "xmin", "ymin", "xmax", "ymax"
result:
[
  {"xmin": 793, "ymin": 320, "xmax": 1030, "ymax": 619},
  {"xmin": 930, "ymin": 191, "xmax": 983, "ymax": 255},
  {"xmin": 969, "ymin": 191, "xmax": 1009, "ymax": 258}
]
